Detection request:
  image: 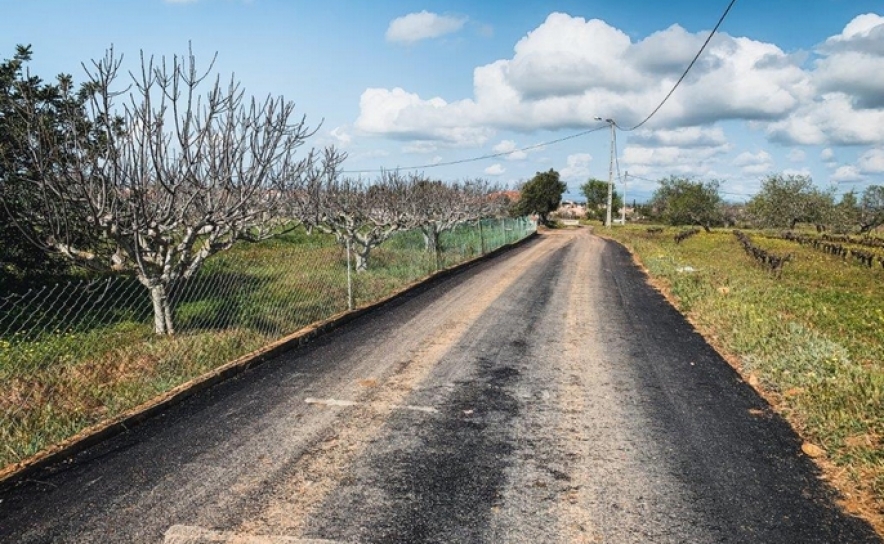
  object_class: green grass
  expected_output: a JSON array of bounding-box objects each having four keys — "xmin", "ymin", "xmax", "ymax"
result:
[
  {"xmin": 0, "ymin": 219, "xmax": 533, "ymax": 469},
  {"xmin": 604, "ymin": 225, "xmax": 884, "ymax": 514}
]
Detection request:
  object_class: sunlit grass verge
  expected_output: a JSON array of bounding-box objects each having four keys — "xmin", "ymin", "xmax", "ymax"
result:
[
  {"xmin": 604, "ymin": 226, "xmax": 884, "ymax": 524},
  {"xmin": 0, "ymin": 220, "xmax": 530, "ymax": 469}
]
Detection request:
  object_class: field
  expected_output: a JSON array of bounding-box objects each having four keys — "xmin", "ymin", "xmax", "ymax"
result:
[
  {"xmin": 603, "ymin": 225, "xmax": 884, "ymax": 523},
  {"xmin": 0, "ymin": 219, "xmax": 531, "ymax": 470}
]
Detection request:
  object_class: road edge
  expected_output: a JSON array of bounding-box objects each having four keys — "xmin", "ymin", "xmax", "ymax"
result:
[
  {"xmin": 594, "ymin": 231, "xmax": 884, "ymax": 538},
  {"xmin": 0, "ymin": 232, "xmax": 538, "ymax": 492}
]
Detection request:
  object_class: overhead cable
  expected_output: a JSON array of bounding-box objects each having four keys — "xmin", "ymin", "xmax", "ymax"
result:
[
  {"xmin": 617, "ymin": 0, "xmax": 738, "ymax": 132},
  {"xmin": 341, "ymin": 124, "xmax": 610, "ymax": 174},
  {"xmin": 627, "ymin": 172, "xmax": 755, "ymax": 197},
  {"xmin": 342, "ymin": 0, "xmax": 737, "ymax": 175}
]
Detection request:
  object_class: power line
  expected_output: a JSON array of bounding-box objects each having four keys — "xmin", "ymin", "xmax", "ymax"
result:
[
  {"xmin": 626, "ymin": 173, "xmax": 660, "ymax": 184},
  {"xmin": 341, "ymin": 124, "xmax": 610, "ymax": 174},
  {"xmin": 342, "ymin": 0, "xmax": 737, "ymax": 175},
  {"xmin": 627, "ymin": 172, "xmax": 755, "ymax": 197},
  {"xmin": 616, "ymin": 0, "xmax": 738, "ymax": 132}
]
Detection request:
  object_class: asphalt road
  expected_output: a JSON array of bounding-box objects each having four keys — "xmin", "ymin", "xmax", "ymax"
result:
[{"xmin": 0, "ymin": 229, "xmax": 879, "ymax": 543}]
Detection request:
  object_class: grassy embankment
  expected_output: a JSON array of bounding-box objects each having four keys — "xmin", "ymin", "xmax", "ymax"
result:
[
  {"xmin": 0, "ymin": 222, "xmax": 512, "ymax": 469},
  {"xmin": 604, "ymin": 225, "xmax": 883, "ymax": 525}
]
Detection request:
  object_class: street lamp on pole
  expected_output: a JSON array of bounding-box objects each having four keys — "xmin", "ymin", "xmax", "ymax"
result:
[{"xmin": 595, "ymin": 117, "xmax": 616, "ymax": 228}]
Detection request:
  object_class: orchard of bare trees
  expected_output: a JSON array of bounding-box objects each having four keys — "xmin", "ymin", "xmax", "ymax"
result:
[{"xmin": 0, "ymin": 47, "xmax": 509, "ymax": 334}]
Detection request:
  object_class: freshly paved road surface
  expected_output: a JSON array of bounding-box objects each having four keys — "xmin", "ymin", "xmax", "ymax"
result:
[{"xmin": 0, "ymin": 229, "xmax": 879, "ymax": 543}]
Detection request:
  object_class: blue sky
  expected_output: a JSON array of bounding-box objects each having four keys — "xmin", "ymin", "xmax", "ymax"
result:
[{"xmin": 3, "ymin": 0, "xmax": 884, "ymax": 202}]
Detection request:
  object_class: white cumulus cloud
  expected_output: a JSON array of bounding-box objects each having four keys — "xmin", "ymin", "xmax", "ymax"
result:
[
  {"xmin": 622, "ymin": 128, "xmax": 730, "ymax": 179},
  {"xmin": 733, "ymin": 150, "xmax": 775, "ymax": 175},
  {"xmin": 359, "ymin": 11, "xmax": 884, "ymax": 172},
  {"xmin": 360, "ymin": 13, "xmax": 810, "ymax": 146},
  {"xmin": 821, "ymin": 13, "xmax": 884, "ymax": 52},
  {"xmin": 768, "ymin": 14, "xmax": 884, "ymax": 145},
  {"xmin": 560, "ymin": 153, "xmax": 593, "ymax": 181},
  {"xmin": 330, "ymin": 126, "xmax": 352, "ymax": 146},
  {"xmin": 629, "ymin": 127, "xmax": 728, "ymax": 149},
  {"xmin": 783, "ymin": 167, "xmax": 813, "ymax": 178},
  {"xmin": 386, "ymin": 11, "xmax": 467, "ymax": 44},
  {"xmin": 831, "ymin": 165, "xmax": 863, "ymax": 182},
  {"xmin": 492, "ymin": 140, "xmax": 529, "ymax": 160},
  {"xmin": 767, "ymin": 92, "xmax": 884, "ymax": 145},
  {"xmin": 858, "ymin": 148, "xmax": 884, "ymax": 173},
  {"xmin": 484, "ymin": 163, "xmax": 505, "ymax": 176},
  {"xmin": 356, "ymin": 87, "xmax": 491, "ymax": 146},
  {"xmin": 402, "ymin": 141, "xmax": 439, "ymax": 154}
]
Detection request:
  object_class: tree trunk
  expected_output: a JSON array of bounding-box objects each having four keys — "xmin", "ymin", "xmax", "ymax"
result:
[
  {"xmin": 422, "ymin": 229, "xmax": 437, "ymax": 253},
  {"xmin": 424, "ymin": 229, "xmax": 441, "ymax": 270},
  {"xmin": 149, "ymin": 282, "xmax": 175, "ymax": 335},
  {"xmin": 355, "ymin": 247, "xmax": 370, "ymax": 272}
]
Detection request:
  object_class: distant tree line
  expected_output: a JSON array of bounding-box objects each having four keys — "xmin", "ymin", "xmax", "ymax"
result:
[{"xmin": 584, "ymin": 172, "xmax": 884, "ymax": 235}]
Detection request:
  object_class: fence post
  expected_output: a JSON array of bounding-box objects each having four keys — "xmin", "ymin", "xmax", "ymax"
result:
[{"xmin": 346, "ymin": 238, "xmax": 353, "ymax": 311}]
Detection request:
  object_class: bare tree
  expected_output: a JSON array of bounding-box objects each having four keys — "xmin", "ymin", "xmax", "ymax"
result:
[
  {"xmin": 408, "ymin": 179, "xmax": 470, "ymax": 266},
  {"xmin": 11, "ymin": 47, "xmax": 336, "ymax": 334},
  {"xmin": 412, "ymin": 178, "xmax": 506, "ymax": 262},
  {"xmin": 310, "ymin": 171, "xmax": 414, "ymax": 272},
  {"xmin": 285, "ymin": 146, "xmax": 346, "ymax": 232},
  {"xmin": 470, "ymin": 179, "xmax": 510, "ymax": 219}
]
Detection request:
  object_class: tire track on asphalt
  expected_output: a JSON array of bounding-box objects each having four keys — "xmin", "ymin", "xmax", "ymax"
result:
[
  {"xmin": 0, "ymin": 236, "xmax": 555, "ymax": 543},
  {"xmin": 300, "ymin": 237, "xmax": 572, "ymax": 543},
  {"xmin": 234, "ymin": 234, "xmax": 574, "ymax": 538},
  {"xmin": 566, "ymin": 233, "xmax": 723, "ymax": 543},
  {"xmin": 556, "ymin": 230, "xmax": 602, "ymax": 543},
  {"xmin": 462, "ymin": 229, "xmax": 591, "ymax": 544}
]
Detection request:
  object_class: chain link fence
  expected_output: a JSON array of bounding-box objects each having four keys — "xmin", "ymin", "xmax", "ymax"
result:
[{"xmin": 0, "ymin": 217, "xmax": 535, "ymax": 468}]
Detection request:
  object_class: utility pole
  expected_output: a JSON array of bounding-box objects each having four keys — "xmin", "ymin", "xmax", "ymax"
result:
[
  {"xmin": 594, "ymin": 117, "xmax": 615, "ymax": 228},
  {"xmin": 605, "ymin": 119, "xmax": 615, "ymax": 228},
  {"xmin": 622, "ymin": 170, "xmax": 628, "ymax": 225}
]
